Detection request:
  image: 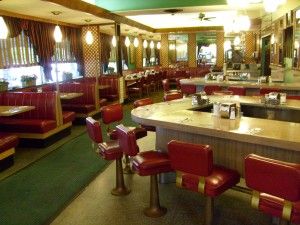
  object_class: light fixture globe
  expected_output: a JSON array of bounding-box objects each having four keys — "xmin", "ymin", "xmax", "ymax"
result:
[
  {"xmin": 133, "ymin": 37, "xmax": 139, "ymax": 47},
  {"xmin": 234, "ymin": 36, "xmax": 241, "ymax": 46},
  {"xmin": 54, "ymin": 25, "xmax": 62, "ymax": 43},
  {"xmin": 150, "ymin": 40, "xmax": 154, "ymax": 49},
  {"xmin": 143, "ymin": 40, "xmax": 148, "ymax": 48},
  {"xmin": 157, "ymin": 42, "xmax": 161, "ymax": 49},
  {"xmin": 0, "ymin": 17, "xmax": 8, "ymax": 39},
  {"xmin": 112, "ymin": 35, "xmax": 117, "ymax": 47},
  {"xmin": 125, "ymin": 36, "xmax": 130, "ymax": 47},
  {"xmin": 85, "ymin": 30, "xmax": 93, "ymax": 45}
]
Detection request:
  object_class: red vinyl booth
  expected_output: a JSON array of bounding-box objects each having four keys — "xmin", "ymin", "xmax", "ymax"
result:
[
  {"xmin": 203, "ymin": 85, "xmax": 221, "ymax": 95},
  {"xmin": 116, "ymin": 124, "xmax": 172, "ymax": 217},
  {"xmin": 245, "ymin": 154, "xmax": 300, "ymax": 224},
  {"xmin": 227, "ymin": 86, "xmax": 246, "ymax": 96},
  {"xmin": 168, "ymin": 140, "xmax": 240, "ymax": 225},
  {"xmin": 86, "ymin": 117, "xmax": 130, "ymax": 196},
  {"xmin": 181, "ymin": 84, "xmax": 197, "ymax": 96}
]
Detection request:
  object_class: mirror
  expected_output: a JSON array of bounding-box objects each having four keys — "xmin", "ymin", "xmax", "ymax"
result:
[
  {"xmin": 196, "ymin": 32, "xmax": 217, "ymax": 66},
  {"xmin": 168, "ymin": 34, "xmax": 188, "ymax": 66}
]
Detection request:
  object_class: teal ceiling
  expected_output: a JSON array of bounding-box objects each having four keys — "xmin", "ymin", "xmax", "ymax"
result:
[{"xmin": 95, "ymin": 0, "xmax": 227, "ymax": 12}]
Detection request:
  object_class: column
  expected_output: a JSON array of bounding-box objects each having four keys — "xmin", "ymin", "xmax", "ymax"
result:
[
  {"xmin": 216, "ymin": 32, "xmax": 224, "ymax": 68},
  {"xmin": 188, "ymin": 33, "xmax": 197, "ymax": 67},
  {"xmin": 245, "ymin": 31, "xmax": 256, "ymax": 63},
  {"xmin": 135, "ymin": 35, "xmax": 143, "ymax": 69},
  {"xmin": 160, "ymin": 34, "xmax": 169, "ymax": 68}
]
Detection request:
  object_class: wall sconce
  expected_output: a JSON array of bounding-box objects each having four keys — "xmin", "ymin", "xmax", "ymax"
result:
[
  {"xmin": 271, "ymin": 34, "xmax": 275, "ymax": 45},
  {"xmin": 149, "ymin": 40, "xmax": 154, "ymax": 49},
  {"xmin": 84, "ymin": 19, "xmax": 93, "ymax": 45},
  {"xmin": 234, "ymin": 36, "xmax": 241, "ymax": 46},
  {"xmin": 133, "ymin": 37, "xmax": 139, "ymax": 48},
  {"xmin": 143, "ymin": 40, "xmax": 148, "ymax": 48},
  {"xmin": 112, "ymin": 35, "xmax": 117, "ymax": 47},
  {"xmin": 157, "ymin": 42, "xmax": 161, "ymax": 49},
  {"xmin": 125, "ymin": 36, "xmax": 130, "ymax": 47},
  {"xmin": 0, "ymin": 17, "xmax": 8, "ymax": 39}
]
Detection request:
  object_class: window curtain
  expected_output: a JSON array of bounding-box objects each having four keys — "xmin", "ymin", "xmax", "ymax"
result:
[
  {"xmin": 3, "ymin": 16, "xmax": 22, "ymax": 38},
  {"xmin": 62, "ymin": 27, "xmax": 84, "ymax": 75},
  {"xmin": 23, "ymin": 20, "xmax": 55, "ymax": 81},
  {"xmin": 120, "ymin": 36, "xmax": 128, "ymax": 66},
  {"xmin": 100, "ymin": 33, "xmax": 112, "ymax": 73}
]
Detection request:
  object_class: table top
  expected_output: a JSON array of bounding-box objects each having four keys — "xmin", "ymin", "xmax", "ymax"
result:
[
  {"xmin": 98, "ymin": 85, "xmax": 110, "ymax": 90},
  {"xmin": 0, "ymin": 106, "xmax": 35, "ymax": 116},
  {"xmin": 60, "ymin": 92, "xmax": 83, "ymax": 100},
  {"xmin": 131, "ymin": 96, "xmax": 300, "ymax": 152}
]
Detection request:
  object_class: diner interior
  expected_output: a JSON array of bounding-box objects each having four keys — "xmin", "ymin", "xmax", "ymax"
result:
[{"xmin": 0, "ymin": 0, "xmax": 300, "ymax": 225}]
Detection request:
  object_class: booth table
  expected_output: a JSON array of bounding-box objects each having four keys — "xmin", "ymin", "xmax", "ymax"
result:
[
  {"xmin": 0, "ymin": 106, "xmax": 35, "ymax": 117},
  {"xmin": 131, "ymin": 96, "xmax": 300, "ymax": 181}
]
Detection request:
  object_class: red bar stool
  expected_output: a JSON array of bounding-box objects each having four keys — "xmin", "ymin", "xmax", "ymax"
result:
[
  {"xmin": 168, "ymin": 140, "xmax": 240, "ymax": 225},
  {"xmin": 116, "ymin": 125, "xmax": 173, "ymax": 217},
  {"xmin": 260, "ymin": 87, "xmax": 280, "ymax": 95},
  {"xmin": 133, "ymin": 98, "xmax": 156, "ymax": 132},
  {"xmin": 163, "ymin": 92, "xmax": 183, "ymax": 101},
  {"xmin": 101, "ymin": 103, "xmax": 147, "ymax": 173},
  {"xmin": 85, "ymin": 117, "xmax": 130, "ymax": 196},
  {"xmin": 245, "ymin": 154, "xmax": 300, "ymax": 225},
  {"xmin": 181, "ymin": 84, "xmax": 197, "ymax": 96},
  {"xmin": 203, "ymin": 85, "xmax": 221, "ymax": 95},
  {"xmin": 228, "ymin": 86, "xmax": 246, "ymax": 96}
]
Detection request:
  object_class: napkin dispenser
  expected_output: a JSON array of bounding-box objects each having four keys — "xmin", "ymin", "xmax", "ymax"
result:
[
  {"xmin": 192, "ymin": 92, "xmax": 209, "ymax": 106},
  {"xmin": 219, "ymin": 103, "xmax": 236, "ymax": 119},
  {"xmin": 264, "ymin": 92, "xmax": 280, "ymax": 105}
]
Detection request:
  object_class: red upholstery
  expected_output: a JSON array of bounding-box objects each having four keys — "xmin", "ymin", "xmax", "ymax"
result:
[
  {"xmin": 85, "ymin": 117, "xmax": 122, "ymax": 160},
  {"xmin": 0, "ymin": 92, "xmax": 58, "ymax": 134},
  {"xmin": 41, "ymin": 84, "xmax": 56, "ymax": 92},
  {"xmin": 181, "ymin": 84, "xmax": 197, "ymax": 95},
  {"xmin": 133, "ymin": 98, "xmax": 153, "ymax": 108},
  {"xmin": 101, "ymin": 104, "xmax": 147, "ymax": 140},
  {"xmin": 227, "ymin": 86, "xmax": 246, "ymax": 96},
  {"xmin": 163, "ymin": 92, "xmax": 183, "ymax": 101},
  {"xmin": 133, "ymin": 98, "xmax": 156, "ymax": 132},
  {"xmin": 287, "ymin": 95, "xmax": 300, "ymax": 100},
  {"xmin": 99, "ymin": 98, "xmax": 108, "ymax": 107},
  {"xmin": 0, "ymin": 133, "xmax": 19, "ymax": 153},
  {"xmin": 245, "ymin": 154, "xmax": 300, "ymax": 223},
  {"xmin": 116, "ymin": 125, "xmax": 139, "ymax": 156},
  {"xmin": 260, "ymin": 88, "xmax": 280, "ymax": 95},
  {"xmin": 127, "ymin": 76, "xmax": 145, "ymax": 98},
  {"xmin": 212, "ymin": 90, "xmax": 233, "ymax": 95},
  {"xmin": 0, "ymin": 118, "xmax": 56, "ymax": 133},
  {"xmin": 168, "ymin": 140, "xmax": 240, "ymax": 197},
  {"xmin": 101, "ymin": 103, "xmax": 123, "ymax": 125},
  {"xmin": 60, "ymin": 83, "xmax": 97, "ymax": 114},
  {"xmin": 162, "ymin": 79, "xmax": 180, "ymax": 94},
  {"xmin": 203, "ymin": 85, "xmax": 222, "ymax": 95},
  {"xmin": 132, "ymin": 151, "xmax": 172, "ymax": 176},
  {"xmin": 62, "ymin": 111, "xmax": 76, "ymax": 124}
]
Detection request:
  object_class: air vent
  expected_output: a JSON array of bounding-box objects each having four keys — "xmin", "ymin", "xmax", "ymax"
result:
[{"xmin": 163, "ymin": 9, "xmax": 183, "ymax": 15}]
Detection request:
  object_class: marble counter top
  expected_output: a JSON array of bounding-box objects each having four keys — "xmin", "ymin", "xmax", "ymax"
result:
[
  {"xmin": 131, "ymin": 97, "xmax": 300, "ymax": 152},
  {"xmin": 180, "ymin": 77, "xmax": 300, "ymax": 91}
]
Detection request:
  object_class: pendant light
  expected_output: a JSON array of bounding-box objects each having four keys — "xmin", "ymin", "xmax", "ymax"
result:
[
  {"xmin": 143, "ymin": 40, "xmax": 148, "ymax": 48},
  {"xmin": 133, "ymin": 37, "xmax": 139, "ymax": 47},
  {"xmin": 125, "ymin": 36, "xmax": 130, "ymax": 47},
  {"xmin": 84, "ymin": 19, "xmax": 93, "ymax": 45},
  {"xmin": 0, "ymin": 17, "xmax": 8, "ymax": 39},
  {"xmin": 112, "ymin": 35, "xmax": 117, "ymax": 47},
  {"xmin": 149, "ymin": 40, "xmax": 154, "ymax": 49},
  {"xmin": 52, "ymin": 11, "xmax": 63, "ymax": 43},
  {"xmin": 157, "ymin": 42, "xmax": 161, "ymax": 49}
]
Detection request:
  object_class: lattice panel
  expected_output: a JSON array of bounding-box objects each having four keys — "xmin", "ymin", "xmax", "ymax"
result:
[
  {"xmin": 245, "ymin": 32, "xmax": 256, "ymax": 63},
  {"xmin": 188, "ymin": 33, "xmax": 197, "ymax": 67},
  {"xmin": 160, "ymin": 34, "xmax": 169, "ymax": 68},
  {"xmin": 135, "ymin": 36, "xmax": 143, "ymax": 69},
  {"xmin": 82, "ymin": 26, "xmax": 100, "ymax": 77},
  {"xmin": 216, "ymin": 32, "xmax": 224, "ymax": 67}
]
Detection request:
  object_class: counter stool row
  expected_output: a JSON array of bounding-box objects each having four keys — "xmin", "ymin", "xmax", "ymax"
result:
[{"xmin": 86, "ymin": 105, "xmax": 300, "ymax": 225}]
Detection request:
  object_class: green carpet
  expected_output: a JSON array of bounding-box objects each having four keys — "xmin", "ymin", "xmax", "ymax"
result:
[{"xmin": 0, "ymin": 133, "xmax": 108, "ymax": 225}]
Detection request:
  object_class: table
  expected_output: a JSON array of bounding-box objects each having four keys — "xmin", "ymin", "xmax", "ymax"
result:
[
  {"xmin": 0, "ymin": 106, "xmax": 35, "ymax": 116},
  {"xmin": 131, "ymin": 96, "xmax": 300, "ymax": 180},
  {"xmin": 98, "ymin": 85, "xmax": 110, "ymax": 90},
  {"xmin": 59, "ymin": 92, "xmax": 83, "ymax": 100}
]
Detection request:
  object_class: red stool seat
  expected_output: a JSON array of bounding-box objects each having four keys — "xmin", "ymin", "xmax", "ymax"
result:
[
  {"xmin": 133, "ymin": 98, "xmax": 156, "ymax": 132},
  {"xmin": 245, "ymin": 154, "xmax": 300, "ymax": 224},
  {"xmin": 168, "ymin": 140, "xmax": 240, "ymax": 225},
  {"xmin": 98, "ymin": 141, "xmax": 123, "ymax": 161},
  {"xmin": 163, "ymin": 92, "xmax": 183, "ymax": 101},
  {"xmin": 179, "ymin": 165, "xmax": 240, "ymax": 197},
  {"xmin": 132, "ymin": 151, "xmax": 172, "ymax": 176}
]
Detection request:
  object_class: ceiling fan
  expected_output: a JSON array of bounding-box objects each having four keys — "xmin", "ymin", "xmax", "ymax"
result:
[{"xmin": 198, "ymin": 13, "xmax": 216, "ymax": 21}]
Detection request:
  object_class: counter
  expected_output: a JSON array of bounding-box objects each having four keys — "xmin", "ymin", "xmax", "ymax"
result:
[{"xmin": 131, "ymin": 96, "xmax": 300, "ymax": 178}]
